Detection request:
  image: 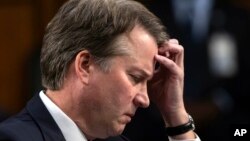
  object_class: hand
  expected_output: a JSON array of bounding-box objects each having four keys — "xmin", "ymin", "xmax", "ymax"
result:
[{"xmin": 148, "ymin": 39, "xmax": 187, "ymax": 126}]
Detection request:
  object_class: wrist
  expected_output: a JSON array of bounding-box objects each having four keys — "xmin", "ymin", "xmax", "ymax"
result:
[
  {"xmin": 165, "ymin": 114, "xmax": 196, "ymax": 137},
  {"xmin": 162, "ymin": 110, "xmax": 189, "ymax": 127}
]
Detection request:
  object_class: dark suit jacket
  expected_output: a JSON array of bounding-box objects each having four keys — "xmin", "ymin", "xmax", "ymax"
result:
[{"xmin": 0, "ymin": 94, "xmax": 129, "ymax": 141}]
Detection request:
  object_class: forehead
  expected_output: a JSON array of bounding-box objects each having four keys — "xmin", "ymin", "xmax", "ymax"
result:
[
  {"xmin": 127, "ymin": 25, "xmax": 158, "ymax": 55},
  {"xmin": 120, "ymin": 25, "xmax": 158, "ymax": 73}
]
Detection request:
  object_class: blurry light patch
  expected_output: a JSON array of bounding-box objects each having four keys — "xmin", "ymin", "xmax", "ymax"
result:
[{"xmin": 208, "ymin": 32, "xmax": 238, "ymax": 78}]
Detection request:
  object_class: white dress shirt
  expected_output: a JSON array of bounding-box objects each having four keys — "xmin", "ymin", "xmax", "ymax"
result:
[
  {"xmin": 169, "ymin": 134, "xmax": 201, "ymax": 141},
  {"xmin": 39, "ymin": 91, "xmax": 88, "ymax": 141}
]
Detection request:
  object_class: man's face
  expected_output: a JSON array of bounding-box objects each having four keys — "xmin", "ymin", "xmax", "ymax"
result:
[{"xmin": 82, "ymin": 25, "xmax": 158, "ymax": 138}]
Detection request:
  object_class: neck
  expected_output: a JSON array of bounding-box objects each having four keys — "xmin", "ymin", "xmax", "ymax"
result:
[{"xmin": 45, "ymin": 89, "xmax": 97, "ymax": 140}]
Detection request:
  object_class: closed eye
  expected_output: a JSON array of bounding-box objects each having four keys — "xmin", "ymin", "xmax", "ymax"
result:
[{"xmin": 129, "ymin": 74, "xmax": 144, "ymax": 84}]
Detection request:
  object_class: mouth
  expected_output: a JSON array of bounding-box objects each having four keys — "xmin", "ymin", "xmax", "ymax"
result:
[
  {"xmin": 125, "ymin": 113, "xmax": 135, "ymax": 118},
  {"xmin": 123, "ymin": 113, "xmax": 135, "ymax": 123},
  {"xmin": 126, "ymin": 113, "xmax": 135, "ymax": 119}
]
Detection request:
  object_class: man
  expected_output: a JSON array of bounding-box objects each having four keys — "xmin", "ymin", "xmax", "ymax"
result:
[{"xmin": 0, "ymin": 0, "xmax": 200, "ymax": 141}]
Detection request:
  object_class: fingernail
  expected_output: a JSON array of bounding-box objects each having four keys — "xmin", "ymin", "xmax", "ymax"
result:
[
  {"xmin": 155, "ymin": 54, "xmax": 163, "ymax": 60},
  {"xmin": 166, "ymin": 52, "xmax": 170, "ymax": 58}
]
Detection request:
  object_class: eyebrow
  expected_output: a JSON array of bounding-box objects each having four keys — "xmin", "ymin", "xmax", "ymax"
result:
[{"xmin": 134, "ymin": 68, "xmax": 153, "ymax": 80}]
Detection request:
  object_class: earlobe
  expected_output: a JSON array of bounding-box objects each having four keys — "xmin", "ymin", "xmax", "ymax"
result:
[{"xmin": 75, "ymin": 50, "xmax": 91, "ymax": 84}]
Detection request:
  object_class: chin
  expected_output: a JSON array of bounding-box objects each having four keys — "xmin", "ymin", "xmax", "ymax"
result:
[
  {"xmin": 108, "ymin": 124, "xmax": 126, "ymax": 137},
  {"xmin": 96, "ymin": 129, "xmax": 122, "ymax": 139}
]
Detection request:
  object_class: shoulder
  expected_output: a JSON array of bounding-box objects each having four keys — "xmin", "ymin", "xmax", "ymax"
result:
[{"xmin": 0, "ymin": 109, "xmax": 43, "ymax": 141}]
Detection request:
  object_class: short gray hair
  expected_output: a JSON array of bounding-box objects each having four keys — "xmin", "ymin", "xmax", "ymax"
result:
[{"xmin": 40, "ymin": 0, "xmax": 168, "ymax": 90}]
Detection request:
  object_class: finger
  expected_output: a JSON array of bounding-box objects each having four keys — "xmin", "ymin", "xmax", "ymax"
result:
[
  {"xmin": 166, "ymin": 44, "xmax": 183, "ymax": 54},
  {"xmin": 158, "ymin": 40, "xmax": 184, "ymax": 68},
  {"xmin": 168, "ymin": 39, "xmax": 179, "ymax": 44},
  {"xmin": 155, "ymin": 54, "xmax": 179, "ymax": 75},
  {"xmin": 159, "ymin": 41, "xmax": 182, "ymax": 54},
  {"xmin": 169, "ymin": 44, "xmax": 184, "ymax": 69},
  {"xmin": 159, "ymin": 44, "xmax": 184, "ymax": 65},
  {"xmin": 177, "ymin": 46, "xmax": 184, "ymax": 69},
  {"xmin": 165, "ymin": 51, "xmax": 170, "ymax": 58}
]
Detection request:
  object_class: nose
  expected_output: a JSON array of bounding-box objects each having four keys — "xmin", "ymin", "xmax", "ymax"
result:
[{"xmin": 133, "ymin": 84, "xmax": 150, "ymax": 108}]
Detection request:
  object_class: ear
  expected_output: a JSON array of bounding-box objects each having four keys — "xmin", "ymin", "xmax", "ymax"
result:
[{"xmin": 75, "ymin": 50, "xmax": 91, "ymax": 84}]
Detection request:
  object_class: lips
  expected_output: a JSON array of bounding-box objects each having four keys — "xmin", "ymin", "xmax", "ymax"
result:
[
  {"xmin": 125, "ymin": 113, "xmax": 135, "ymax": 118},
  {"xmin": 120, "ymin": 113, "xmax": 133, "ymax": 123}
]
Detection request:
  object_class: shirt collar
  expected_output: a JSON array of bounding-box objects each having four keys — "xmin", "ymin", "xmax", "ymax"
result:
[{"xmin": 39, "ymin": 91, "xmax": 88, "ymax": 141}]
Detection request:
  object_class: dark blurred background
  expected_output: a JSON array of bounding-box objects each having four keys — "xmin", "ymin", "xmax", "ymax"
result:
[
  {"xmin": 0, "ymin": 0, "xmax": 66, "ymax": 116},
  {"xmin": 0, "ymin": 0, "xmax": 250, "ymax": 140}
]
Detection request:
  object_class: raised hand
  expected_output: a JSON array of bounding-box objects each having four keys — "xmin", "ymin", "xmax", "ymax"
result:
[{"xmin": 148, "ymin": 39, "xmax": 187, "ymax": 126}]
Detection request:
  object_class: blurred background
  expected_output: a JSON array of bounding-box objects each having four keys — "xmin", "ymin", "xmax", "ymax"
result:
[
  {"xmin": 0, "ymin": 0, "xmax": 66, "ymax": 119},
  {"xmin": 0, "ymin": 0, "xmax": 249, "ymax": 140}
]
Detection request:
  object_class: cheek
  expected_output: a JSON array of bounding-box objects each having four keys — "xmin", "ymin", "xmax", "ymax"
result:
[
  {"xmin": 91, "ymin": 70, "xmax": 135, "ymax": 108},
  {"xmin": 111, "ymin": 81, "xmax": 135, "ymax": 109},
  {"xmin": 113, "ymin": 86, "xmax": 132, "ymax": 103}
]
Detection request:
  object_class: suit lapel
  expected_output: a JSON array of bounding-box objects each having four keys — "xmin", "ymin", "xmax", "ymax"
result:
[{"xmin": 26, "ymin": 94, "xmax": 66, "ymax": 141}]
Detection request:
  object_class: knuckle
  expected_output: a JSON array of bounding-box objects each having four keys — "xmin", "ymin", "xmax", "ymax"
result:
[
  {"xmin": 179, "ymin": 45, "xmax": 184, "ymax": 52},
  {"xmin": 169, "ymin": 39, "xmax": 179, "ymax": 44}
]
